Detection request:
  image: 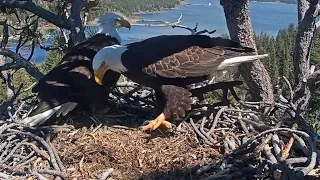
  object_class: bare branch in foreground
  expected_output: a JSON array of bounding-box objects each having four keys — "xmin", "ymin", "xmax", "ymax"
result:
[
  {"xmin": 128, "ymin": 22, "xmax": 217, "ymax": 41},
  {"xmin": 0, "ymin": 0, "xmax": 71, "ymax": 30},
  {"xmin": 0, "ymin": 20, "xmax": 9, "ymax": 48},
  {"xmin": 0, "ymin": 48, "xmax": 44, "ymax": 80},
  {"xmin": 0, "ymin": 123, "xmax": 68, "ymax": 179},
  {"xmin": 172, "ymin": 23, "xmax": 217, "ymax": 35}
]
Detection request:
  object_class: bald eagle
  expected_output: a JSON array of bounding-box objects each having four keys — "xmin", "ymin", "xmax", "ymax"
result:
[
  {"xmin": 92, "ymin": 35, "xmax": 268, "ymax": 131},
  {"xmin": 21, "ymin": 13, "xmax": 131, "ymax": 126}
]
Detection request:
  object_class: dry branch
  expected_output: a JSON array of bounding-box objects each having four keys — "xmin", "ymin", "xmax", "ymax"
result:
[
  {"xmin": 292, "ymin": 0, "xmax": 320, "ymax": 111},
  {"xmin": 0, "ymin": 0, "xmax": 71, "ymax": 30},
  {"xmin": 0, "ymin": 124, "xmax": 67, "ymax": 179},
  {"xmin": 172, "ymin": 22, "xmax": 216, "ymax": 35}
]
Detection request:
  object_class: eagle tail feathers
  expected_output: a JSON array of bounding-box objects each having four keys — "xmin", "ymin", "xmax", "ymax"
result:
[
  {"xmin": 55, "ymin": 102, "xmax": 78, "ymax": 117},
  {"xmin": 21, "ymin": 102, "xmax": 78, "ymax": 126},
  {"xmin": 217, "ymin": 54, "xmax": 268, "ymax": 70}
]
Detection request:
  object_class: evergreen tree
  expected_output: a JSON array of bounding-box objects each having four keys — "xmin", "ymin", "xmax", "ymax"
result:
[{"xmin": 267, "ymin": 37, "xmax": 279, "ymax": 84}]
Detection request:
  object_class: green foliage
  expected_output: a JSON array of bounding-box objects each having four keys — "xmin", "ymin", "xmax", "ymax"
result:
[
  {"xmin": 306, "ymin": 89, "xmax": 320, "ymax": 133},
  {"xmin": 0, "ymin": 80, "xmax": 6, "ymax": 102},
  {"xmin": 255, "ymin": 24, "xmax": 296, "ymax": 85},
  {"xmin": 38, "ymin": 50, "xmax": 64, "ymax": 74},
  {"xmin": 310, "ymin": 29, "xmax": 320, "ymax": 69},
  {"xmin": 0, "ymin": 49, "xmax": 64, "ymax": 104},
  {"xmin": 0, "ymin": 68, "xmax": 36, "ymax": 103},
  {"xmin": 255, "ymin": 23, "xmax": 320, "ymax": 133}
]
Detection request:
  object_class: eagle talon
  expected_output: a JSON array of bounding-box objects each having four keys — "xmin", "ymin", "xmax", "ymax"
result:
[{"xmin": 141, "ymin": 113, "xmax": 172, "ymax": 131}]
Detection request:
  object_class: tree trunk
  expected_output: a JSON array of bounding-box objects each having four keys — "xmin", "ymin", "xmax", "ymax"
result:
[
  {"xmin": 0, "ymin": 55, "xmax": 15, "ymax": 118},
  {"xmin": 292, "ymin": 0, "xmax": 320, "ymax": 110},
  {"xmin": 0, "ymin": 56, "xmax": 14, "ymax": 101},
  {"xmin": 220, "ymin": 0, "xmax": 274, "ymax": 102},
  {"xmin": 68, "ymin": 0, "xmax": 87, "ymax": 46}
]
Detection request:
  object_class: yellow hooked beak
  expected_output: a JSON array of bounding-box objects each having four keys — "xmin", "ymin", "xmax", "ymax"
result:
[
  {"xmin": 94, "ymin": 63, "xmax": 109, "ymax": 85},
  {"xmin": 115, "ymin": 19, "xmax": 131, "ymax": 30}
]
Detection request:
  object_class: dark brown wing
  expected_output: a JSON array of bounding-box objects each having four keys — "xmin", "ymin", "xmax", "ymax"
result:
[
  {"xmin": 144, "ymin": 46, "xmax": 238, "ymax": 78},
  {"xmin": 122, "ymin": 35, "xmax": 254, "ymax": 79},
  {"xmin": 29, "ymin": 34, "xmax": 121, "ymax": 116}
]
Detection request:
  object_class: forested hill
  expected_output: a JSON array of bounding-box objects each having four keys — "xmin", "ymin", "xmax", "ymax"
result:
[
  {"xmin": 85, "ymin": 0, "xmax": 181, "ymax": 20},
  {"xmin": 31, "ymin": 0, "xmax": 181, "ymax": 23},
  {"xmin": 252, "ymin": 0, "xmax": 297, "ymax": 4},
  {"xmin": 104, "ymin": 0, "xmax": 181, "ymax": 14}
]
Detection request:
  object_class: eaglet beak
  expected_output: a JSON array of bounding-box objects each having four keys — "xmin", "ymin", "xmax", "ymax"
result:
[
  {"xmin": 115, "ymin": 19, "xmax": 131, "ymax": 30},
  {"xmin": 94, "ymin": 63, "xmax": 109, "ymax": 85}
]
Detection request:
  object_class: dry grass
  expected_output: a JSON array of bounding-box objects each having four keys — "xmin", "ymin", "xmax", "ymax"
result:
[{"xmin": 52, "ymin": 123, "xmax": 222, "ymax": 180}]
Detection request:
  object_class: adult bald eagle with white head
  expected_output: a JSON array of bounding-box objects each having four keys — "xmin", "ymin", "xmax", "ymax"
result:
[
  {"xmin": 21, "ymin": 13, "xmax": 131, "ymax": 126},
  {"xmin": 92, "ymin": 34, "xmax": 268, "ymax": 131}
]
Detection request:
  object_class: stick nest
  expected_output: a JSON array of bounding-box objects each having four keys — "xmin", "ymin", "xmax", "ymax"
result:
[
  {"xmin": 0, "ymin": 79, "xmax": 320, "ymax": 180},
  {"xmin": 53, "ymin": 126, "xmax": 220, "ymax": 179}
]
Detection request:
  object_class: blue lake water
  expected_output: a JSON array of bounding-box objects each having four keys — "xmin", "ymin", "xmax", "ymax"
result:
[{"xmin": 14, "ymin": 0, "xmax": 298, "ymax": 63}]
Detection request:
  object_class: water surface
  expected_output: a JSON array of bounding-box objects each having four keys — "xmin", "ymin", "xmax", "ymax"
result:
[{"xmin": 13, "ymin": 0, "xmax": 298, "ymax": 63}]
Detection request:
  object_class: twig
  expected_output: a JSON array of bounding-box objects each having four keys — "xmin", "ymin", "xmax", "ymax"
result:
[
  {"xmin": 172, "ymin": 22, "xmax": 216, "ymax": 35},
  {"xmin": 27, "ymin": 39, "xmax": 36, "ymax": 61},
  {"xmin": 0, "ymin": 20, "xmax": 9, "ymax": 48},
  {"xmin": 22, "ymin": 142, "xmax": 50, "ymax": 160},
  {"xmin": 207, "ymin": 107, "xmax": 226, "ymax": 135},
  {"xmin": 263, "ymin": 144, "xmax": 277, "ymax": 164},
  {"xmin": 272, "ymin": 133, "xmax": 282, "ymax": 161},
  {"xmin": 190, "ymin": 118, "xmax": 213, "ymax": 146},
  {"xmin": 285, "ymin": 157, "xmax": 308, "ymax": 165},
  {"xmin": 36, "ymin": 169, "xmax": 67, "ymax": 179},
  {"xmin": 282, "ymin": 76, "xmax": 294, "ymax": 102},
  {"xmin": 30, "ymin": 170, "xmax": 48, "ymax": 180},
  {"xmin": 48, "ymin": 142, "xmax": 66, "ymax": 173},
  {"xmin": 13, "ymin": 156, "xmax": 37, "ymax": 170}
]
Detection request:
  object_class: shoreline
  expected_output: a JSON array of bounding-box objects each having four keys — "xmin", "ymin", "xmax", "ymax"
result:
[
  {"xmin": 131, "ymin": 0, "xmax": 186, "ymax": 15},
  {"xmin": 1, "ymin": 0, "xmax": 185, "ymax": 40},
  {"xmin": 250, "ymin": 1, "xmax": 296, "ymax": 5},
  {"xmin": 128, "ymin": 0, "xmax": 186, "ymax": 23},
  {"xmin": 1, "ymin": 0, "xmax": 296, "ymax": 39}
]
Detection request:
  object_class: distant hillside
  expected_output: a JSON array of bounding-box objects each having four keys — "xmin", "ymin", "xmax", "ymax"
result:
[
  {"xmin": 252, "ymin": 0, "xmax": 297, "ymax": 4},
  {"xmin": 87, "ymin": 0, "xmax": 181, "ymax": 21}
]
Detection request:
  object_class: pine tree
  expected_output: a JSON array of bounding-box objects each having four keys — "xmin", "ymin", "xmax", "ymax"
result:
[
  {"xmin": 267, "ymin": 37, "xmax": 279, "ymax": 84},
  {"xmin": 283, "ymin": 41, "xmax": 291, "ymax": 79}
]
